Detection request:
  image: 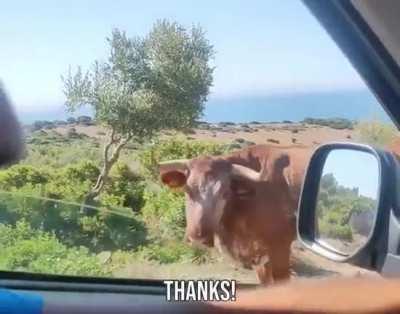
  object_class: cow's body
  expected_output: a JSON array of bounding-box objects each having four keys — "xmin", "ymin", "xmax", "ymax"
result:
[
  {"xmin": 224, "ymin": 145, "xmax": 311, "ymax": 212},
  {"xmin": 159, "ymin": 144, "xmax": 312, "ymax": 284}
]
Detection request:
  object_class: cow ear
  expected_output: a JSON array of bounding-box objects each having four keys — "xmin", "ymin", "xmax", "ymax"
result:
[
  {"xmin": 158, "ymin": 159, "xmax": 189, "ymax": 188},
  {"xmin": 160, "ymin": 170, "xmax": 187, "ymax": 188},
  {"xmin": 265, "ymin": 152, "xmax": 290, "ymax": 182}
]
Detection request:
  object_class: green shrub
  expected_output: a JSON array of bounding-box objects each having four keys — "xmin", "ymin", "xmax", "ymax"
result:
[
  {"xmin": 318, "ymin": 220, "xmax": 353, "ymax": 240},
  {"xmin": 0, "ymin": 192, "xmax": 148, "ymax": 252},
  {"xmin": 0, "ymin": 160, "xmax": 100, "ymax": 202},
  {"xmin": 0, "ymin": 220, "xmax": 107, "ymax": 276},
  {"xmin": 44, "ymin": 161, "xmax": 99, "ymax": 201},
  {"xmin": 354, "ymin": 120, "xmax": 397, "ymax": 147},
  {"xmin": 24, "ymin": 140, "xmax": 101, "ymax": 168},
  {"xmin": 135, "ymin": 242, "xmax": 208, "ymax": 264},
  {"xmin": 0, "ymin": 157, "xmax": 151, "ymax": 252},
  {"xmin": 301, "ymin": 117, "xmax": 354, "ymax": 130},
  {"xmin": 138, "ymin": 137, "xmax": 229, "ymax": 180},
  {"xmin": 142, "ymin": 187, "xmax": 186, "ymax": 240},
  {"xmin": 0, "ymin": 165, "xmax": 49, "ymax": 190},
  {"xmin": 81, "ymin": 207, "xmax": 147, "ymax": 251},
  {"xmin": 100, "ymin": 162, "xmax": 146, "ymax": 211},
  {"xmin": 316, "ymin": 173, "xmax": 377, "ymax": 241},
  {"xmin": 105, "ymin": 249, "xmax": 136, "ymax": 272}
]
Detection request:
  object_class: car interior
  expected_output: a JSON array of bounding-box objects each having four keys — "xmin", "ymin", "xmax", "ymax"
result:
[{"xmin": 2, "ymin": 0, "xmax": 400, "ymax": 313}]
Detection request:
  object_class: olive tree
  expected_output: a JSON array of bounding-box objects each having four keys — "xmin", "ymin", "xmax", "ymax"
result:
[{"xmin": 62, "ymin": 20, "xmax": 214, "ymax": 204}]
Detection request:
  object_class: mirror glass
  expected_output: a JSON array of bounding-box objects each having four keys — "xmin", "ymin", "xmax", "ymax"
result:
[{"xmin": 315, "ymin": 149, "xmax": 379, "ymax": 255}]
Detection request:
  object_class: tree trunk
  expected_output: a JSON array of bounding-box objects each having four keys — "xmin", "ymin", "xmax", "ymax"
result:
[{"xmin": 81, "ymin": 129, "xmax": 132, "ymax": 213}]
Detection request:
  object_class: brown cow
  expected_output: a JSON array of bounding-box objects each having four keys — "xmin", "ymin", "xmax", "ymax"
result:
[{"xmin": 159, "ymin": 144, "xmax": 312, "ymax": 284}]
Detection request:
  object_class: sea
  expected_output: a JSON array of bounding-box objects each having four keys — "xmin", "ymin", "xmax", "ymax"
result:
[{"xmin": 16, "ymin": 90, "xmax": 391, "ymax": 125}]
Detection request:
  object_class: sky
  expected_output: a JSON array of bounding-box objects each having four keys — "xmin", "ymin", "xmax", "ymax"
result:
[
  {"xmin": 322, "ymin": 149, "xmax": 380, "ymax": 199},
  {"xmin": 0, "ymin": 0, "xmax": 372, "ymax": 118}
]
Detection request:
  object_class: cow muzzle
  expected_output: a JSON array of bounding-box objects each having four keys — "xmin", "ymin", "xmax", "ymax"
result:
[
  {"xmin": 186, "ymin": 230, "xmax": 214, "ymax": 247},
  {"xmin": 189, "ymin": 236, "xmax": 214, "ymax": 248}
]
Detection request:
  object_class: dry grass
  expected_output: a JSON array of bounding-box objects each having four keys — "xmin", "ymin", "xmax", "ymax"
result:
[{"xmin": 55, "ymin": 123, "xmax": 356, "ymax": 147}]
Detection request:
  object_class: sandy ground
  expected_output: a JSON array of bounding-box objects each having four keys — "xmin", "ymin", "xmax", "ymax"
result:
[{"xmin": 112, "ymin": 242, "xmax": 378, "ymax": 284}]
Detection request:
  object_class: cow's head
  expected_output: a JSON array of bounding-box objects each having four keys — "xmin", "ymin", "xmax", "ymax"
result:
[{"xmin": 159, "ymin": 152, "xmax": 290, "ymax": 247}]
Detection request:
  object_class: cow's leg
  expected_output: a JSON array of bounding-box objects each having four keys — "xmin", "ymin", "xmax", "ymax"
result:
[
  {"xmin": 254, "ymin": 262, "xmax": 273, "ymax": 285},
  {"xmin": 269, "ymin": 244, "xmax": 291, "ymax": 283}
]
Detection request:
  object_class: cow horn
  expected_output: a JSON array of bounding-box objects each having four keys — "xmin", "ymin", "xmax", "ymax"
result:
[
  {"xmin": 158, "ymin": 159, "xmax": 189, "ymax": 172},
  {"xmin": 231, "ymin": 164, "xmax": 266, "ymax": 182}
]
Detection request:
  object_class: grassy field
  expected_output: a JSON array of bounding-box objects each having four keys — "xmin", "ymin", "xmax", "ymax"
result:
[{"xmin": 0, "ymin": 118, "xmax": 383, "ymax": 282}]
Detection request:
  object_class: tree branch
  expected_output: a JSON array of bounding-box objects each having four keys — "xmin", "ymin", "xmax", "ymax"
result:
[
  {"xmin": 109, "ymin": 135, "xmax": 132, "ymax": 165},
  {"xmin": 103, "ymin": 127, "xmax": 117, "ymax": 162},
  {"xmin": 91, "ymin": 132, "xmax": 132, "ymax": 195}
]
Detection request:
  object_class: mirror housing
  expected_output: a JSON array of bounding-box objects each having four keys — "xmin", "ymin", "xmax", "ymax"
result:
[{"xmin": 298, "ymin": 142, "xmax": 399, "ymax": 273}]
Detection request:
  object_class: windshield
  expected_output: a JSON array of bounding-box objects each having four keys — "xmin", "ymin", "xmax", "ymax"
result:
[{"xmin": 0, "ymin": 0, "xmax": 395, "ymax": 283}]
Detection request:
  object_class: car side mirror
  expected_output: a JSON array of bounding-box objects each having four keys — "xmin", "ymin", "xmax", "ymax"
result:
[{"xmin": 298, "ymin": 142, "xmax": 400, "ymax": 273}]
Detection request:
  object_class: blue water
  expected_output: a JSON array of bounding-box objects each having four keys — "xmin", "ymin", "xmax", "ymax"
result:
[
  {"xmin": 17, "ymin": 90, "xmax": 390, "ymax": 125},
  {"xmin": 203, "ymin": 90, "xmax": 389, "ymax": 123}
]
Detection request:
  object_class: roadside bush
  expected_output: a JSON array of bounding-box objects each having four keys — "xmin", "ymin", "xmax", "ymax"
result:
[
  {"xmin": 45, "ymin": 160, "xmax": 99, "ymax": 201},
  {"xmin": 67, "ymin": 127, "xmax": 79, "ymax": 138},
  {"xmin": 141, "ymin": 187, "xmax": 186, "ymax": 240},
  {"xmin": 135, "ymin": 242, "xmax": 208, "ymax": 264},
  {"xmin": 0, "ymin": 220, "xmax": 107, "ymax": 276},
  {"xmin": 318, "ymin": 219, "xmax": 353, "ymax": 240},
  {"xmin": 31, "ymin": 120, "xmax": 55, "ymax": 131},
  {"xmin": 67, "ymin": 117, "xmax": 76, "ymax": 124},
  {"xmin": 77, "ymin": 209, "xmax": 148, "ymax": 251},
  {"xmin": 0, "ymin": 190, "xmax": 148, "ymax": 253},
  {"xmin": 316, "ymin": 173, "xmax": 376, "ymax": 241},
  {"xmin": 0, "ymin": 157, "xmax": 152, "ymax": 252},
  {"xmin": 100, "ymin": 162, "xmax": 146, "ymax": 211},
  {"xmin": 0, "ymin": 165, "xmax": 49, "ymax": 190},
  {"xmin": 354, "ymin": 120, "xmax": 397, "ymax": 147},
  {"xmin": 23, "ymin": 141, "xmax": 101, "ymax": 168},
  {"xmin": 301, "ymin": 117, "xmax": 354, "ymax": 130},
  {"xmin": 77, "ymin": 115, "xmax": 93, "ymax": 125}
]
